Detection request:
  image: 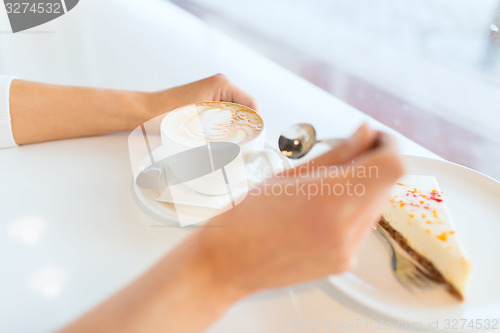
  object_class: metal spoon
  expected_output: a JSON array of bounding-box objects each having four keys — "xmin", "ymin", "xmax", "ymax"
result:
[{"xmin": 278, "ymin": 123, "xmax": 342, "ymax": 159}]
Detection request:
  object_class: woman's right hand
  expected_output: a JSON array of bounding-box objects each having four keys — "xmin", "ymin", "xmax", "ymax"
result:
[
  {"xmin": 59, "ymin": 124, "xmax": 404, "ymax": 333},
  {"xmin": 193, "ymin": 124, "xmax": 405, "ymax": 299}
]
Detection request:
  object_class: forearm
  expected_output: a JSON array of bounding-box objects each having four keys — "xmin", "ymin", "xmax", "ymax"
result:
[
  {"xmin": 10, "ymin": 80, "xmax": 153, "ymax": 145},
  {"xmin": 8, "ymin": 74, "xmax": 258, "ymax": 145},
  {"xmin": 59, "ymin": 230, "xmax": 242, "ymax": 333}
]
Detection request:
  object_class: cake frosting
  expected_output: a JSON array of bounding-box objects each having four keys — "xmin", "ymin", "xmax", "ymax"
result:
[{"xmin": 380, "ymin": 175, "xmax": 471, "ymax": 300}]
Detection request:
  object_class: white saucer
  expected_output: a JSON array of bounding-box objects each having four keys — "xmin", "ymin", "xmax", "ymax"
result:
[
  {"xmin": 329, "ymin": 155, "xmax": 500, "ymax": 330},
  {"xmin": 132, "ymin": 144, "xmax": 292, "ymax": 226}
]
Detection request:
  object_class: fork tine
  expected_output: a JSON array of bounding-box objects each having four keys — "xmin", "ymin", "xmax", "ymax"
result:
[
  {"xmin": 374, "ymin": 223, "xmax": 438, "ymax": 291},
  {"xmin": 406, "ymin": 275, "xmax": 420, "ymax": 286},
  {"xmin": 415, "ymin": 265, "xmax": 436, "ymax": 280},
  {"xmin": 414, "ymin": 273, "xmax": 429, "ymax": 284},
  {"xmin": 408, "ymin": 273, "xmax": 429, "ymax": 288},
  {"xmin": 408, "ymin": 265, "xmax": 436, "ymax": 289},
  {"xmin": 395, "ymin": 273, "xmax": 414, "ymax": 291}
]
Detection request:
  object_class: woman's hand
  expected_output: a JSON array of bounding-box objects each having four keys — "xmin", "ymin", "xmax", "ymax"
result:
[
  {"xmin": 60, "ymin": 124, "xmax": 404, "ymax": 333},
  {"xmin": 147, "ymin": 74, "xmax": 259, "ymax": 116},
  {"xmin": 194, "ymin": 124, "xmax": 405, "ymax": 298},
  {"xmin": 9, "ymin": 74, "xmax": 256, "ymax": 145}
]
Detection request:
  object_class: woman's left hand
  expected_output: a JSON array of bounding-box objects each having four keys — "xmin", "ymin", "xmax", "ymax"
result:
[{"xmin": 147, "ymin": 73, "xmax": 259, "ymax": 117}]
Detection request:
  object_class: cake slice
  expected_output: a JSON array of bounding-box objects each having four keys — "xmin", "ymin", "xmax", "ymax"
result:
[{"xmin": 380, "ymin": 175, "xmax": 471, "ymax": 300}]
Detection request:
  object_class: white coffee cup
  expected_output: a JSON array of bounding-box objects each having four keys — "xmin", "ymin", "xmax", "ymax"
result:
[{"xmin": 160, "ymin": 102, "xmax": 267, "ymax": 196}]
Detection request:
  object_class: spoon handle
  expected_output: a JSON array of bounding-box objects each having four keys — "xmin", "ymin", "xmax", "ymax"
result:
[{"xmin": 316, "ymin": 138, "xmax": 344, "ymax": 147}]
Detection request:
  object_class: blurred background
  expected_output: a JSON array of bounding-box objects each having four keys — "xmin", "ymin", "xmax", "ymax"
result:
[{"xmin": 170, "ymin": 0, "xmax": 500, "ymax": 179}]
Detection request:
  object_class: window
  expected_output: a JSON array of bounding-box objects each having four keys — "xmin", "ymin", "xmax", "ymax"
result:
[{"xmin": 171, "ymin": 0, "xmax": 500, "ymax": 179}]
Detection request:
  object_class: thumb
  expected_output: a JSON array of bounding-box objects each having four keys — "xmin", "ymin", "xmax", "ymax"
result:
[
  {"xmin": 312, "ymin": 123, "xmax": 379, "ymax": 167},
  {"xmin": 354, "ymin": 133, "xmax": 405, "ymax": 196},
  {"xmin": 346, "ymin": 133, "xmax": 405, "ymax": 231}
]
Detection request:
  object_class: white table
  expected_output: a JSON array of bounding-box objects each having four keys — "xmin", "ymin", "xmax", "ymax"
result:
[{"xmin": 0, "ymin": 0, "xmax": 437, "ymax": 332}]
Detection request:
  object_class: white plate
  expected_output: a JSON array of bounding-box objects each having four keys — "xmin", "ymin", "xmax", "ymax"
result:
[
  {"xmin": 132, "ymin": 144, "xmax": 291, "ymax": 226},
  {"xmin": 329, "ymin": 155, "xmax": 500, "ymax": 329}
]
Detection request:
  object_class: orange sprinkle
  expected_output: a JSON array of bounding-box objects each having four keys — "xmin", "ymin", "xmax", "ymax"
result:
[
  {"xmin": 419, "ymin": 194, "xmax": 427, "ymax": 198},
  {"xmin": 426, "ymin": 221, "xmax": 432, "ymax": 224},
  {"xmin": 422, "ymin": 214, "xmax": 426, "ymax": 218},
  {"xmin": 420, "ymin": 201, "xmax": 425, "ymax": 204},
  {"xmin": 396, "ymin": 183, "xmax": 407, "ymax": 186},
  {"xmin": 425, "ymin": 229, "xmax": 431, "ymax": 234},
  {"xmin": 437, "ymin": 231, "xmax": 455, "ymax": 241},
  {"xmin": 437, "ymin": 233, "xmax": 448, "ymax": 241},
  {"xmin": 400, "ymin": 203, "xmax": 405, "ymax": 207},
  {"xmin": 409, "ymin": 214, "xmax": 414, "ymax": 218}
]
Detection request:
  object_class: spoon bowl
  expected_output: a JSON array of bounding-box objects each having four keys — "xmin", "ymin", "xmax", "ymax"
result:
[
  {"xmin": 278, "ymin": 123, "xmax": 342, "ymax": 159},
  {"xmin": 278, "ymin": 123, "xmax": 317, "ymax": 159}
]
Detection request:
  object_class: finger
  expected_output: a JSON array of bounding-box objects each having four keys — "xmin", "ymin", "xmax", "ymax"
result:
[
  {"xmin": 211, "ymin": 74, "xmax": 260, "ymax": 112},
  {"xmin": 342, "ymin": 133, "xmax": 405, "ymax": 229},
  {"xmin": 313, "ymin": 124, "xmax": 379, "ymax": 166},
  {"xmin": 226, "ymin": 81, "xmax": 260, "ymax": 112},
  {"xmin": 341, "ymin": 132, "xmax": 403, "ymax": 195}
]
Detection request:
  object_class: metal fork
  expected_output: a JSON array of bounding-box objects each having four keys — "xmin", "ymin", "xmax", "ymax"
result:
[{"xmin": 373, "ymin": 224, "xmax": 434, "ymax": 290}]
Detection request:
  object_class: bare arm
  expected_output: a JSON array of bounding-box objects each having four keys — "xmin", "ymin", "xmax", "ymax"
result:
[
  {"xmin": 9, "ymin": 74, "xmax": 257, "ymax": 145},
  {"xmin": 59, "ymin": 233, "xmax": 239, "ymax": 333}
]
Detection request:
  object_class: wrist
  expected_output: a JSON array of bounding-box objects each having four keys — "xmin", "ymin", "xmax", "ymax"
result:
[
  {"xmin": 193, "ymin": 219, "xmax": 259, "ymax": 303},
  {"xmin": 189, "ymin": 229, "xmax": 250, "ymax": 306},
  {"xmin": 123, "ymin": 91, "xmax": 156, "ymax": 129},
  {"xmin": 152, "ymin": 227, "xmax": 248, "ymax": 328}
]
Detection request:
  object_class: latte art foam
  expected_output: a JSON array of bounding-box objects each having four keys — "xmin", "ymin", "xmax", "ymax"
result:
[{"xmin": 165, "ymin": 103, "xmax": 263, "ymax": 145}]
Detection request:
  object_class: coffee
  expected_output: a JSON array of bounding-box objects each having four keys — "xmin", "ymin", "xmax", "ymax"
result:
[
  {"xmin": 163, "ymin": 102, "xmax": 263, "ymax": 146},
  {"xmin": 160, "ymin": 102, "xmax": 267, "ymax": 197}
]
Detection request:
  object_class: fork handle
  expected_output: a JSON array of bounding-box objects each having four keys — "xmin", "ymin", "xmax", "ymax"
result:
[{"xmin": 373, "ymin": 224, "xmax": 395, "ymax": 254}]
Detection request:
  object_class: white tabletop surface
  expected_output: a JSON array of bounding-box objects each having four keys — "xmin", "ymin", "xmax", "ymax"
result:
[{"xmin": 0, "ymin": 0, "xmax": 441, "ymax": 332}]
